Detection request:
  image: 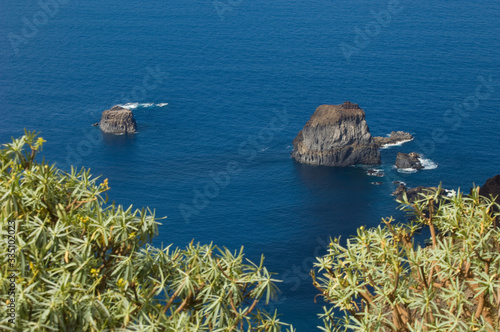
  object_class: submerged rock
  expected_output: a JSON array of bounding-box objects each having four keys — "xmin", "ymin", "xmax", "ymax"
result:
[
  {"xmin": 367, "ymin": 169, "xmax": 385, "ymax": 177},
  {"xmin": 395, "ymin": 152, "xmax": 423, "ymax": 170},
  {"xmin": 291, "ymin": 102, "xmax": 380, "ymax": 167},
  {"xmin": 373, "ymin": 131, "xmax": 413, "ymax": 147},
  {"xmin": 99, "ymin": 106, "xmax": 137, "ymax": 134}
]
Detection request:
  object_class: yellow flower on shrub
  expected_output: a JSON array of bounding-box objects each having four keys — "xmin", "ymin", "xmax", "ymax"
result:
[
  {"xmin": 90, "ymin": 269, "xmax": 99, "ymax": 278},
  {"xmin": 117, "ymin": 278, "xmax": 126, "ymax": 289}
]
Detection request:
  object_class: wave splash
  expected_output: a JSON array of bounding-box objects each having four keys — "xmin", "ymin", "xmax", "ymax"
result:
[
  {"xmin": 117, "ymin": 102, "xmax": 168, "ymax": 109},
  {"xmin": 380, "ymin": 138, "xmax": 414, "ymax": 149},
  {"xmin": 419, "ymin": 157, "xmax": 438, "ymax": 170},
  {"xmin": 396, "ymin": 156, "xmax": 438, "ymax": 173}
]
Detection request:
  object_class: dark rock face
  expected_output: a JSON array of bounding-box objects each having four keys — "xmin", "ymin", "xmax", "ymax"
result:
[
  {"xmin": 392, "ymin": 184, "xmax": 439, "ymax": 202},
  {"xmin": 478, "ymin": 175, "xmax": 500, "ymax": 226},
  {"xmin": 100, "ymin": 106, "xmax": 137, "ymax": 134},
  {"xmin": 291, "ymin": 102, "xmax": 381, "ymax": 167},
  {"xmin": 479, "ymin": 175, "xmax": 500, "ymax": 202},
  {"xmin": 373, "ymin": 131, "xmax": 413, "ymax": 147},
  {"xmin": 395, "ymin": 152, "xmax": 423, "ymax": 170}
]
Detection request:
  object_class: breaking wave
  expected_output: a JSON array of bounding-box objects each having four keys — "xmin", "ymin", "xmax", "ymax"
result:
[
  {"xmin": 117, "ymin": 102, "xmax": 168, "ymax": 109},
  {"xmin": 380, "ymin": 138, "xmax": 414, "ymax": 149},
  {"xmin": 419, "ymin": 157, "xmax": 438, "ymax": 170}
]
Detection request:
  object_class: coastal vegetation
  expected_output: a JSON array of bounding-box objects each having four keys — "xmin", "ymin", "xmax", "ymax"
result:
[
  {"xmin": 0, "ymin": 131, "xmax": 293, "ymax": 331},
  {"xmin": 312, "ymin": 187, "xmax": 500, "ymax": 331}
]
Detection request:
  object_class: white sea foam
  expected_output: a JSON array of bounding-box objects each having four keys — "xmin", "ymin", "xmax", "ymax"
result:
[
  {"xmin": 444, "ymin": 189, "xmax": 456, "ymax": 197},
  {"xmin": 367, "ymin": 169, "xmax": 385, "ymax": 177},
  {"xmin": 419, "ymin": 157, "xmax": 438, "ymax": 170},
  {"xmin": 396, "ymin": 167, "xmax": 418, "ymax": 174},
  {"xmin": 380, "ymin": 138, "xmax": 414, "ymax": 149},
  {"xmin": 117, "ymin": 102, "xmax": 163, "ymax": 109},
  {"xmin": 260, "ymin": 147, "xmax": 270, "ymax": 152},
  {"xmin": 118, "ymin": 102, "xmax": 140, "ymax": 109}
]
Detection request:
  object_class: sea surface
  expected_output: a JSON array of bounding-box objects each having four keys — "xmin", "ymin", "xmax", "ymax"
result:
[{"xmin": 1, "ymin": 0, "xmax": 499, "ymax": 330}]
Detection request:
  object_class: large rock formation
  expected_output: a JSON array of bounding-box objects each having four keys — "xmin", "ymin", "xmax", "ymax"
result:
[
  {"xmin": 395, "ymin": 152, "xmax": 423, "ymax": 170},
  {"xmin": 479, "ymin": 175, "xmax": 500, "ymax": 202},
  {"xmin": 291, "ymin": 102, "xmax": 381, "ymax": 166},
  {"xmin": 100, "ymin": 106, "xmax": 137, "ymax": 134},
  {"xmin": 373, "ymin": 131, "xmax": 413, "ymax": 147}
]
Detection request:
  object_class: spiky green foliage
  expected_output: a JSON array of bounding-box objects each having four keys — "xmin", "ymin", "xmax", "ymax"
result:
[
  {"xmin": 0, "ymin": 131, "xmax": 294, "ymax": 332},
  {"xmin": 313, "ymin": 187, "xmax": 500, "ymax": 331}
]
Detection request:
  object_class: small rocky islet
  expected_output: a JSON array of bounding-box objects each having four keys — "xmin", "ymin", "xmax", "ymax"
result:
[
  {"xmin": 290, "ymin": 101, "xmax": 500, "ymax": 203},
  {"xmin": 290, "ymin": 101, "xmax": 446, "ymax": 200},
  {"xmin": 97, "ymin": 105, "xmax": 137, "ymax": 134},
  {"xmin": 395, "ymin": 152, "xmax": 423, "ymax": 170},
  {"xmin": 291, "ymin": 101, "xmax": 412, "ymax": 167}
]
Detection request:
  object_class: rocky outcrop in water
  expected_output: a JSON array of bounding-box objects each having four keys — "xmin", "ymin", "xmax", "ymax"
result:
[
  {"xmin": 392, "ymin": 184, "xmax": 440, "ymax": 202},
  {"xmin": 395, "ymin": 152, "xmax": 423, "ymax": 170},
  {"xmin": 373, "ymin": 131, "xmax": 413, "ymax": 147},
  {"xmin": 100, "ymin": 106, "xmax": 137, "ymax": 134},
  {"xmin": 479, "ymin": 175, "xmax": 500, "ymax": 202},
  {"xmin": 478, "ymin": 175, "xmax": 500, "ymax": 225},
  {"xmin": 291, "ymin": 102, "xmax": 381, "ymax": 167}
]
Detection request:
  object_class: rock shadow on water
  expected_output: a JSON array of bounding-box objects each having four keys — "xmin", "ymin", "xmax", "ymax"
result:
[
  {"xmin": 101, "ymin": 132, "xmax": 137, "ymax": 147},
  {"xmin": 292, "ymin": 161, "xmax": 373, "ymax": 195},
  {"xmin": 291, "ymin": 161, "xmax": 386, "ymax": 235}
]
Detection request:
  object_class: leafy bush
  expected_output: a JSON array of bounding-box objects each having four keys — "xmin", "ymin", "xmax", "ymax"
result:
[
  {"xmin": 0, "ymin": 131, "xmax": 293, "ymax": 331},
  {"xmin": 313, "ymin": 187, "xmax": 500, "ymax": 331}
]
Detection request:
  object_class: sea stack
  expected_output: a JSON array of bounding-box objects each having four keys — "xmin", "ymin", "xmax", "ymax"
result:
[
  {"xmin": 99, "ymin": 106, "xmax": 137, "ymax": 134},
  {"xmin": 291, "ymin": 101, "xmax": 381, "ymax": 167}
]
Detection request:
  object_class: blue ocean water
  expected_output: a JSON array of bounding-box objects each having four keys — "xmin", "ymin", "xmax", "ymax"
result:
[{"xmin": 1, "ymin": 0, "xmax": 499, "ymax": 329}]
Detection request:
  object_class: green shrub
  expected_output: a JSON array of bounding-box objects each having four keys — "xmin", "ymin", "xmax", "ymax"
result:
[
  {"xmin": 0, "ymin": 131, "xmax": 293, "ymax": 332},
  {"xmin": 313, "ymin": 187, "xmax": 500, "ymax": 331}
]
